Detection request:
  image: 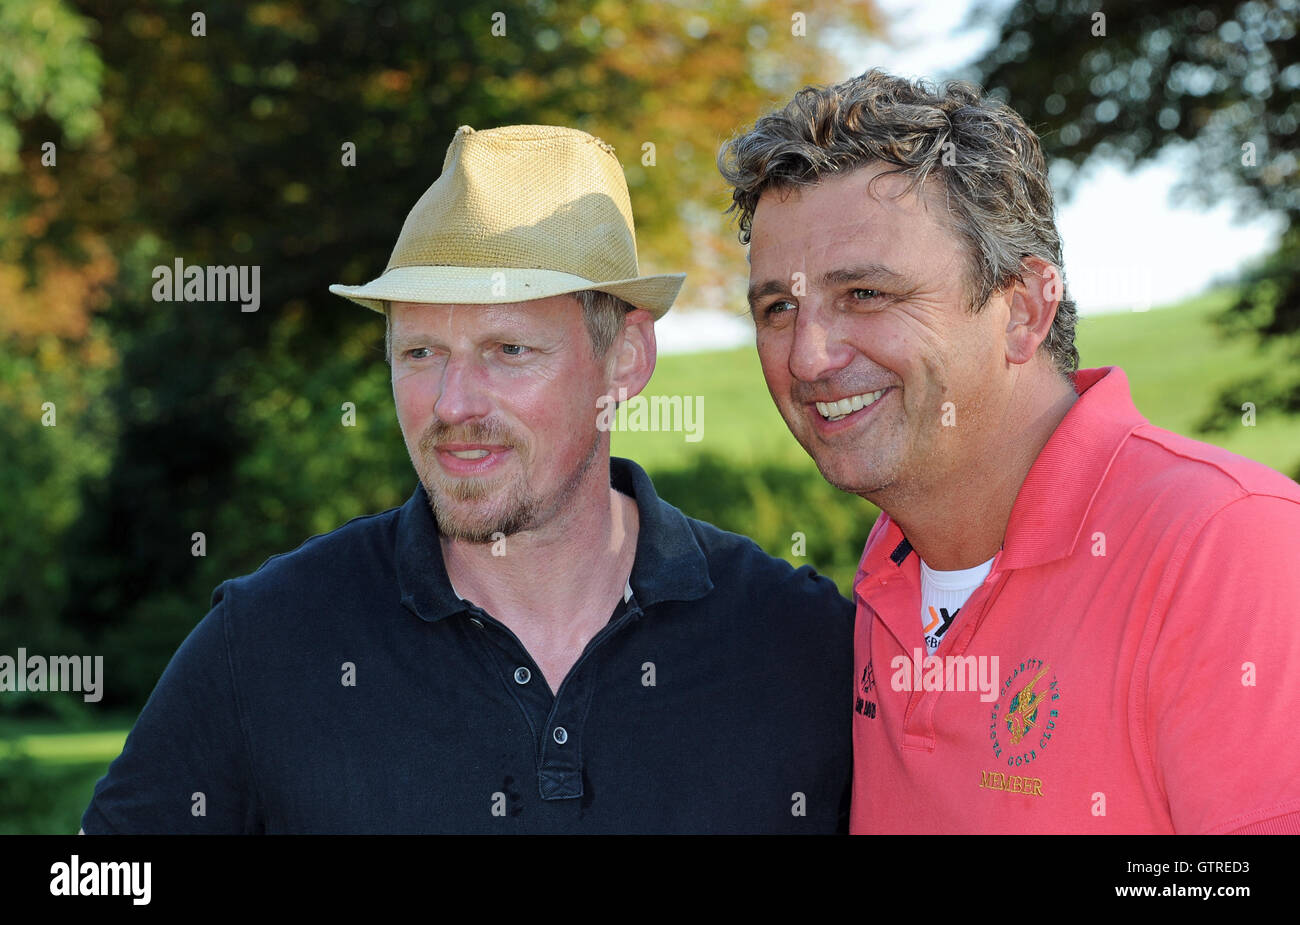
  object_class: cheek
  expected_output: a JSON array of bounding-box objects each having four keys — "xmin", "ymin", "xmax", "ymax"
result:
[
  {"xmin": 568, "ymin": 378, "xmax": 608, "ymax": 432},
  {"xmin": 872, "ymin": 317, "xmax": 946, "ymax": 383},
  {"xmin": 755, "ymin": 332, "xmax": 792, "ymax": 388},
  {"xmin": 509, "ymin": 379, "xmax": 590, "ymax": 446},
  {"xmin": 392, "ymin": 378, "xmax": 434, "ymax": 432},
  {"xmin": 842, "ymin": 318, "xmax": 907, "ymax": 383}
]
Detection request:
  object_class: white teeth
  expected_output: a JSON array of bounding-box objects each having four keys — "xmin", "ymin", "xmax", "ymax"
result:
[
  {"xmin": 449, "ymin": 449, "xmax": 490, "ymax": 460},
  {"xmin": 815, "ymin": 389, "xmax": 886, "ymax": 421}
]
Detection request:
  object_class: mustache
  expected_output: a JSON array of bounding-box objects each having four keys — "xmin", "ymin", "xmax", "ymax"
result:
[{"xmin": 418, "ymin": 417, "xmax": 520, "ymax": 455}]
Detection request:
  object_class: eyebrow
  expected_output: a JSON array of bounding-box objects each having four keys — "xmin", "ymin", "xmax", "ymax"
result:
[
  {"xmin": 746, "ymin": 263, "xmax": 907, "ymax": 311},
  {"xmin": 390, "ymin": 331, "xmax": 432, "ymax": 352},
  {"xmin": 821, "ymin": 264, "xmax": 907, "ymax": 287},
  {"xmin": 746, "ymin": 278, "xmax": 788, "ymax": 311}
]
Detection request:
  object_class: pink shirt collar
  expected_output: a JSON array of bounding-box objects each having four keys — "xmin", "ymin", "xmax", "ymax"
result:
[{"xmin": 999, "ymin": 366, "xmax": 1145, "ymax": 569}]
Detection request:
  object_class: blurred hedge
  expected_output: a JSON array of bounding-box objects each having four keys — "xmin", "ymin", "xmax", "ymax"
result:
[{"xmin": 648, "ymin": 453, "xmax": 876, "ymax": 594}]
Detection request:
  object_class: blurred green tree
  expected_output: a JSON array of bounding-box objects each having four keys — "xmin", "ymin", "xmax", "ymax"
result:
[
  {"xmin": 970, "ymin": 0, "xmax": 1299, "ymax": 474},
  {"xmin": 1, "ymin": 0, "xmax": 880, "ymax": 707}
]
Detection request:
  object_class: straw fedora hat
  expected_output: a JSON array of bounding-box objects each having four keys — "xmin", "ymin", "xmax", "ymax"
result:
[{"xmin": 329, "ymin": 124, "xmax": 685, "ymax": 318}]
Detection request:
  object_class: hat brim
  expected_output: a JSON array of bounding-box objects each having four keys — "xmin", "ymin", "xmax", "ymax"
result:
[{"xmin": 329, "ymin": 266, "xmax": 685, "ymax": 320}]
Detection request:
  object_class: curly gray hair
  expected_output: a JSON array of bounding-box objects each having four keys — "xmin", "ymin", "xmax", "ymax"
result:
[{"xmin": 718, "ymin": 68, "xmax": 1078, "ymax": 375}]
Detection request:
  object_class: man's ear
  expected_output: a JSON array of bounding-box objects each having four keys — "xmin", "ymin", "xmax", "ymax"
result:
[
  {"xmin": 1004, "ymin": 256, "xmax": 1061, "ymax": 366},
  {"xmin": 607, "ymin": 308, "xmax": 656, "ymax": 401}
]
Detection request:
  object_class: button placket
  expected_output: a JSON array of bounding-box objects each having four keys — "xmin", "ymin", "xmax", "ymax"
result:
[
  {"xmin": 905, "ymin": 568, "xmax": 1013, "ymax": 748},
  {"xmin": 461, "ymin": 608, "xmax": 550, "ymax": 745},
  {"xmin": 483, "ymin": 593, "xmax": 642, "ymax": 802}
]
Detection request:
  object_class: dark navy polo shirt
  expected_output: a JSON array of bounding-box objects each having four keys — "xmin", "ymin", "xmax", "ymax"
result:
[{"xmin": 82, "ymin": 457, "xmax": 854, "ymax": 833}]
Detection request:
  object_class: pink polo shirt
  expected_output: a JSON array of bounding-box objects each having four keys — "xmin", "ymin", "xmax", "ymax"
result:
[{"xmin": 851, "ymin": 366, "xmax": 1300, "ymax": 833}]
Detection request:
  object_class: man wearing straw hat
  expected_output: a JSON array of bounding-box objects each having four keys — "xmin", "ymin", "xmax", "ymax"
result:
[{"xmin": 81, "ymin": 124, "xmax": 853, "ymax": 834}]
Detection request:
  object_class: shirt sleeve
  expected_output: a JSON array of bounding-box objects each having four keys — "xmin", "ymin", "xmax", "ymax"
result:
[
  {"xmin": 1145, "ymin": 492, "xmax": 1300, "ymax": 834},
  {"xmin": 80, "ymin": 583, "xmax": 259, "ymax": 834}
]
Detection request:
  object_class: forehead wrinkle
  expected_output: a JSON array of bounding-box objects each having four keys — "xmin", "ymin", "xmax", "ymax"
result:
[
  {"xmin": 395, "ymin": 302, "xmax": 543, "ymax": 340},
  {"xmin": 820, "ymin": 264, "xmax": 908, "ymax": 287}
]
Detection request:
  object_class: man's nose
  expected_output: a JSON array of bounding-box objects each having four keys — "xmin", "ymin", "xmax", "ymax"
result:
[
  {"xmin": 788, "ymin": 302, "xmax": 852, "ymax": 384},
  {"xmin": 433, "ymin": 354, "xmax": 492, "ymax": 424}
]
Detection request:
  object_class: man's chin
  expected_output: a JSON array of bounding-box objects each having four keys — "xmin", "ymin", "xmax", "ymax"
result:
[
  {"xmin": 808, "ymin": 453, "xmax": 891, "ymax": 498},
  {"xmin": 438, "ymin": 520, "xmax": 514, "ymax": 544},
  {"xmin": 424, "ymin": 485, "xmax": 537, "ymax": 543}
]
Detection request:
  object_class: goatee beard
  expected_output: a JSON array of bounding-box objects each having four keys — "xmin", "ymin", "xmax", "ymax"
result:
[{"xmin": 412, "ymin": 417, "xmax": 603, "ymax": 544}]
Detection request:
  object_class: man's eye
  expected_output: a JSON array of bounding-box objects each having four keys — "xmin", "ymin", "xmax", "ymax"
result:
[
  {"xmin": 852, "ymin": 289, "xmax": 883, "ymax": 300},
  {"xmin": 405, "ymin": 347, "xmax": 432, "ymax": 360},
  {"xmin": 763, "ymin": 300, "xmax": 795, "ymax": 318},
  {"xmin": 501, "ymin": 344, "xmax": 528, "ymax": 356}
]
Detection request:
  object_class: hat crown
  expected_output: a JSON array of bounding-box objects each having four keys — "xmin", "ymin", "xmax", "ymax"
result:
[{"xmin": 386, "ymin": 124, "xmax": 640, "ymax": 284}]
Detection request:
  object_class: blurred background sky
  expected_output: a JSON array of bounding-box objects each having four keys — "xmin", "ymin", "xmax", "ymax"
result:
[
  {"xmin": 664, "ymin": 0, "xmax": 1289, "ymax": 352},
  {"xmin": 856, "ymin": 0, "xmax": 1284, "ymax": 312}
]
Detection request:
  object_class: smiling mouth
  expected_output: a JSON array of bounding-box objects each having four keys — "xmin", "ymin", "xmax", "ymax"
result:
[
  {"xmin": 432, "ymin": 444, "xmax": 512, "ymax": 474},
  {"xmin": 814, "ymin": 389, "xmax": 887, "ymax": 422}
]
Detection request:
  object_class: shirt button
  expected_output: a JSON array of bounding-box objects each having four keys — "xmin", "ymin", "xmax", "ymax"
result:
[
  {"xmin": 469, "ymin": 617, "xmax": 484, "ymax": 628},
  {"xmin": 513, "ymin": 667, "xmax": 531, "ymax": 685},
  {"xmin": 552, "ymin": 726, "xmax": 568, "ymax": 745}
]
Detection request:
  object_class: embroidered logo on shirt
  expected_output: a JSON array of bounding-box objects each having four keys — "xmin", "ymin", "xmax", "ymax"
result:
[
  {"xmin": 923, "ymin": 605, "xmax": 958, "ymax": 653},
  {"xmin": 854, "ymin": 661, "xmax": 877, "ymax": 719},
  {"xmin": 978, "ymin": 769, "xmax": 1044, "ymax": 797},
  {"xmin": 988, "ymin": 658, "xmax": 1060, "ymax": 769}
]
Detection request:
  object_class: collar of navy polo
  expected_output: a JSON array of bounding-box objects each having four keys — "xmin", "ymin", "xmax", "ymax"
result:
[{"xmin": 394, "ymin": 456, "xmax": 715, "ymax": 623}]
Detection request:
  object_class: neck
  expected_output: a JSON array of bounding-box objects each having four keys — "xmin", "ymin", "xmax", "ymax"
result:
[
  {"xmin": 439, "ymin": 459, "xmax": 639, "ymax": 629},
  {"xmin": 880, "ymin": 368, "xmax": 1077, "ymax": 570}
]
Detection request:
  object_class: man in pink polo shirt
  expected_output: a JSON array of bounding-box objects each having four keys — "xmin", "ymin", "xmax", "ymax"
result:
[{"xmin": 719, "ymin": 69, "xmax": 1300, "ymax": 833}]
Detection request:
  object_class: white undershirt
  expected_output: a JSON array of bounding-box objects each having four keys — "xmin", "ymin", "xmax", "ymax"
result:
[{"xmin": 919, "ymin": 556, "xmax": 994, "ymax": 655}]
